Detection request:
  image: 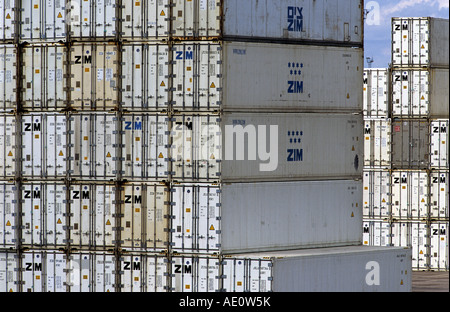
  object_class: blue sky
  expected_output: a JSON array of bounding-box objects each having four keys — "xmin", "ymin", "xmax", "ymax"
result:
[{"xmin": 364, "ymin": 0, "xmax": 449, "ymax": 68}]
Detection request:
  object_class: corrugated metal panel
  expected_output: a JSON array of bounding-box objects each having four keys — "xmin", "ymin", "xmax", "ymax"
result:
[
  {"xmin": 70, "ymin": 44, "xmax": 118, "ymax": 110},
  {"xmin": 0, "ymin": 46, "xmax": 16, "ymax": 111},
  {"xmin": 392, "ymin": 69, "xmax": 449, "ymax": 118},
  {"xmin": 430, "ymin": 222, "xmax": 449, "ymax": 271},
  {"xmin": 220, "ymin": 42, "xmax": 363, "ymax": 112},
  {"xmin": 0, "ymin": 182, "xmax": 16, "ymax": 248},
  {"xmin": 69, "ymin": 184, "xmax": 116, "ymax": 249},
  {"xmin": 362, "ymin": 220, "xmax": 391, "ymax": 247},
  {"xmin": 121, "ymin": 44, "xmax": 169, "ymax": 110},
  {"xmin": 430, "ymin": 171, "xmax": 449, "ymax": 220},
  {"xmin": 363, "ymin": 69, "xmax": 389, "ymax": 118},
  {"xmin": 20, "ymin": 114, "xmax": 67, "ymax": 178},
  {"xmin": 0, "ymin": 251, "xmax": 18, "ymax": 292},
  {"xmin": 121, "ymin": 114, "xmax": 169, "ymax": 180},
  {"xmin": 390, "ymin": 171, "xmax": 428, "ymax": 220},
  {"xmin": 170, "ymin": 184, "xmax": 221, "ymax": 253},
  {"xmin": 120, "ymin": 183, "xmax": 169, "ymax": 251},
  {"xmin": 363, "ymin": 170, "xmax": 390, "ymax": 219},
  {"xmin": 430, "ymin": 120, "xmax": 449, "ymax": 169},
  {"xmin": 0, "ymin": 0, "xmax": 16, "ymax": 41},
  {"xmin": 221, "ymin": 180, "xmax": 362, "ymax": 254},
  {"xmin": 68, "ymin": 113, "xmax": 118, "ymax": 180},
  {"xmin": 20, "ymin": 0, "xmax": 66, "ymax": 41},
  {"xmin": 391, "ymin": 120, "xmax": 430, "ymax": 169},
  {"xmin": 21, "ymin": 44, "xmax": 68, "ymax": 110},
  {"xmin": 364, "ymin": 119, "xmax": 391, "ymax": 168},
  {"xmin": 392, "ymin": 17, "xmax": 449, "ymax": 68},
  {"xmin": 0, "ymin": 114, "xmax": 16, "ymax": 178},
  {"xmin": 391, "ymin": 221, "xmax": 429, "ymax": 270},
  {"xmin": 221, "ymin": 113, "xmax": 362, "ymax": 182}
]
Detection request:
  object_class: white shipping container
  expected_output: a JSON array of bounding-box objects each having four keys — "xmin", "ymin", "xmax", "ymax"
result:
[
  {"xmin": 392, "ymin": 17, "xmax": 449, "ymax": 68},
  {"xmin": 21, "ymin": 44, "xmax": 68, "ymax": 110},
  {"xmin": 430, "ymin": 120, "xmax": 449, "ymax": 169},
  {"xmin": 21, "ymin": 183, "xmax": 66, "ymax": 247},
  {"xmin": 120, "ymin": 183, "xmax": 169, "ymax": 251},
  {"xmin": 121, "ymin": 114, "xmax": 169, "ymax": 180},
  {"xmin": 69, "ymin": 184, "xmax": 116, "ymax": 249},
  {"xmin": 68, "ymin": 0, "xmax": 117, "ymax": 39},
  {"xmin": 0, "ymin": 45, "xmax": 16, "ymax": 111},
  {"xmin": 0, "ymin": 251, "xmax": 18, "ymax": 292},
  {"xmin": 120, "ymin": 254, "xmax": 168, "ymax": 292},
  {"xmin": 121, "ymin": 44, "xmax": 169, "ymax": 110},
  {"xmin": 363, "ymin": 69, "xmax": 389, "ymax": 118},
  {"xmin": 364, "ymin": 119, "xmax": 391, "ymax": 168},
  {"xmin": 0, "ymin": 182, "xmax": 17, "ymax": 248},
  {"xmin": 391, "ymin": 120, "xmax": 430, "ymax": 169},
  {"xmin": 391, "ymin": 221, "xmax": 428, "ymax": 270},
  {"xmin": 0, "ymin": 114, "xmax": 17, "ymax": 178},
  {"xmin": 20, "ymin": 0, "xmax": 66, "ymax": 41},
  {"xmin": 0, "ymin": 0, "xmax": 15, "ymax": 41},
  {"xmin": 220, "ymin": 180, "xmax": 362, "ymax": 254},
  {"xmin": 68, "ymin": 252, "xmax": 116, "ymax": 292},
  {"xmin": 170, "ymin": 255, "xmax": 220, "ymax": 292},
  {"xmin": 430, "ymin": 171, "xmax": 449, "ymax": 220},
  {"xmin": 68, "ymin": 113, "xmax": 118, "ymax": 180},
  {"xmin": 390, "ymin": 171, "xmax": 429, "ymax": 220},
  {"xmin": 221, "ymin": 113, "xmax": 362, "ymax": 182},
  {"xmin": 70, "ymin": 44, "xmax": 118, "ymax": 110},
  {"xmin": 171, "ymin": 0, "xmax": 363, "ymax": 44},
  {"xmin": 171, "ymin": 184, "xmax": 221, "ymax": 253},
  {"xmin": 392, "ymin": 69, "xmax": 449, "ymax": 118},
  {"xmin": 21, "ymin": 114, "xmax": 67, "ymax": 178},
  {"xmin": 430, "ymin": 222, "xmax": 449, "ymax": 271},
  {"xmin": 363, "ymin": 170, "xmax": 390, "ymax": 219},
  {"xmin": 231, "ymin": 246, "xmax": 411, "ymax": 292},
  {"xmin": 169, "ymin": 41, "xmax": 362, "ymax": 112},
  {"xmin": 363, "ymin": 220, "xmax": 391, "ymax": 247}
]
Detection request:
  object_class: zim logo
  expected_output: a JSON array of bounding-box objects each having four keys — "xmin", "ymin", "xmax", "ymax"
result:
[
  {"xmin": 287, "ymin": 6, "xmax": 303, "ymax": 32},
  {"xmin": 174, "ymin": 264, "xmax": 192, "ymax": 274},
  {"xmin": 394, "ymin": 176, "xmax": 407, "ymax": 184},
  {"xmin": 125, "ymin": 121, "xmax": 142, "ymax": 130},
  {"xmin": 175, "ymin": 49, "xmax": 193, "ymax": 60},
  {"xmin": 287, "ymin": 131, "xmax": 303, "ymax": 162},
  {"xmin": 74, "ymin": 55, "xmax": 92, "ymax": 64}
]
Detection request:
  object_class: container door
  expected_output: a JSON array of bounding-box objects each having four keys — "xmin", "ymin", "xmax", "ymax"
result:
[
  {"xmin": 0, "ymin": 0, "xmax": 15, "ymax": 40},
  {"xmin": 222, "ymin": 258, "xmax": 245, "ymax": 292},
  {"xmin": 122, "ymin": 45, "xmax": 144, "ymax": 110},
  {"xmin": 94, "ymin": 185, "xmax": 115, "ymax": 248},
  {"xmin": 46, "ymin": 46, "xmax": 67, "ymax": 110},
  {"xmin": 122, "ymin": 0, "xmax": 142, "ymax": 38},
  {"xmin": 197, "ymin": 258, "xmax": 219, "ymax": 292},
  {"xmin": 44, "ymin": 184, "xmax": 66, "ymax": 247},
  {"xmin": 45, "ymin": 0, "xmax": 66, "ymax": 40},
  {"xmin": 198, "ymin": 185, "xmax": 220, "ymax": 252},
  {"xmin": 0, "ymin": 252, "xmax": 18, "ymax": 292},
  {"xmin": 250, "ymin": 260, "xmax": 272, "ymax": 293},
  {"xmin": 45, "ymin": 115, "xmax": 67, "ymax": 177},
  {"xmin": 172, "ymin": 44, "xmax": 195, "ymax": 110},
  {"xmin": 148, "ymin": 115, "xmax": 169, "ymax": 178},
  {"xmin": 95, "ymin": 254, "xmax": 115, "ymax": 292},
  {"xmin": 430, "ymin": 223, "xmax": 448, "ymax": 271},
  {"xmin": 70, "ymin": 185, "xmax": 92, "ymax": 247},
  {"xmin": 22, "ymin": 47, "xmax": 43, "ymax": 109},
  {"xmin": 68, "ymin": 253, "xmax": 91, "ymax": 292},
  {"xmin": 0, "ymin": 47, "xmax": 17, "ymax": 110},
  {"xmin": 391, "ymin": 222, "xmax": 409, "ymax": 248},
  {"xmin": 391, "ymin": 171, "xmax": 409, "ymax": 219},
  {"xmin": 22, "ymin": 184, "xmax": 44, "ymax": 246},
  {"xmin": 173, "ymin": 0, "xmax": 194, "ymax": 38},
  {"xmin": 22, "ymin": 252, "xmax": 43, "ymax": 292},
  {"xmin": 71, "ymin": 45, "xmax": 93, "ymax": 109},
  {"xmin": 122, "ymin": 185, "xmax": 143, "ymax": 249},
  {"xmin": 411, "ymin": 222, "xmax": 429, "ymax": 270},
  {"xmin": 172, "ymin": 185, "xmax": 193, "ymax": 251},
  {"xmin": 373, "ymin": 170, "xmax": 390, "ymax": 218},
  {"xmin": 94, "ymin": 114, "xmax": 117, "ymax": 179},
  {"xmin": 0, "ymin": 183, "xmax": 16, "ymax": 247},
  {"xmin": 145, "ymin": 184, "xmax": 169, "ymax": 250},
  {"xmin": 46, "ymin": 253, "xmax": 66, "ymax": 292},
  {"xmin": 147, "ymin": 0, "xmax": 169, "ymax": 39},
  {"xmin": 122, "ymin": 115, "xmax": 144, "ymax": 179},
  {"xmin": 146, "ymin": 255, "xmax": 167, "ymax": 292},
  {"xmin": 412, "ymin": 18, "xmax": 429, "ymax": 66},
  {"xmin": 69, "ymin": 114, "xmax": 91, "ymax": 178},
  {"xmin": 147, "ymin": 44, "xmax": 169, "ymax": 110},
  {"xmin": 172, "ymin": 257, "xmax": 193, "ymax": 292},
  {"xmin": 363, "ymin": 221, "xmax": 391, "ymax": 246},
  {"xmin": 0, "ymin": 116, "xmax": 16, "ymax": 178},
  {"xmin": 122, "ymin": 255, "xmax": 142, "ymax": 292},
  {"xmin": 410, "ymin": 172, "xmax": 429, "ymax": 219},
  {"xmin": 430, "ymin": 172, "xmax": 448, "ymax": 219},
  {"xmin": 392, "ymin": 70, "xmax": 409, "ymax": 117},
  {"xmin": 21, "ymin": 0, "xmax": 41, "ymax": 40},
  {"xmin": 95, "ymin": 45, "xmax": 118, "ymax": 109},
  {"xmin": 430, "ymin": 120, "xmax": 449, "ymax": 169}
]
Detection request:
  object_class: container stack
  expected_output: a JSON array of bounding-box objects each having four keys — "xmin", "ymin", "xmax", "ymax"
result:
[
  {"xmin": 363, "ymin": 17, "xmax": 449, "ymax": 271},
  {"xmin": 1, "ymin": 1, "xmax": 412, "ymax": 292}
]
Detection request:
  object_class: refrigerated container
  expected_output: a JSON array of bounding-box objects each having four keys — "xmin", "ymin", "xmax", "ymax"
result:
[
  {"xmin": 363, "ymin": 69, "xmax": 389, "ymax": 118},
  {"xmin": 430, "ymin": 120, "xmax": 449, "ymax": 169},
  {"xmin": 0, "ymin": 251, "xmax": 18, "ymax": 292},
  {"xmin": 363, "ymin": 220, "xmax": 391, "ymax": 247},
  {"xmin": 220, "ymin": 180, "xmax": 362, "ymax": 254},
  {"xmin": 21, "ymin": 44, "xmax": 68, "ymax": 110},
  {"xmin": 430, "ymin": 222, "xmax": 449, "ymax": 271},
  {"xmin": 363, "ymin": 170, "xmax": 390, "ymax": 219},
  {"xmin": 364, "ymin": 119, "xmax": 391, "ymax": 168},
  {"xmin": 0, "ymin": 114, "xmax": 17, "ymax": 178},
  {"xmin": 391, "ymin": 69, "xmax": 449, "ymax": 118},
  {"xmin": 392, "ymin": 17, "xmax": 449, "ymax": 68},
  {"xmin": 0, "ymin": 45, "xmax": 16, "ymax": 111},
  {"xmin": 430, "ymin": 171, "xmax": 449, "ymax": 220},
  {"xmin": 391, "ymin": 221, "xmax": 429, "ymax": 270},
  {"xmin": 391, "ymin": 120, "xmax": 430, "ymax": 169}
]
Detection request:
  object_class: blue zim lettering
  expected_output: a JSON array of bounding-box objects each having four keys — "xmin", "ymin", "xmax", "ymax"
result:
[
  {"xmin": 287, "ymin": 149, "xmax": 303, "ymax": 162},
  {"xmin": 176, "ymin": 50, "xmax": 193, "ymax": 60},
  {"xmin": 125, "ymin": 121, "xmax": 142, "ymax": 130},
  {"xmin": 288, "ymin": 81, "xmax": 303, "ymax": 94},
  {"xmin": 287, "ymin": 6, "xmax": 303, "ymax": 32}
]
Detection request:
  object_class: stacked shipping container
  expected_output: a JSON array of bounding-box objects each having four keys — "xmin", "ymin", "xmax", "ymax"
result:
[
  {"xmin": 1, "ymin": 1, "xmax": 413, "ymax": 292},
  {"xmin": 363, "ymin": 17, "xmax": 449, "ymax": 271}
]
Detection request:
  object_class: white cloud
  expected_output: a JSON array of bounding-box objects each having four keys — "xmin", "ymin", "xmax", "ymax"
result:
[{"xmin": 382, "ymin": 0, "xmax": 449, "ymax": 15}]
